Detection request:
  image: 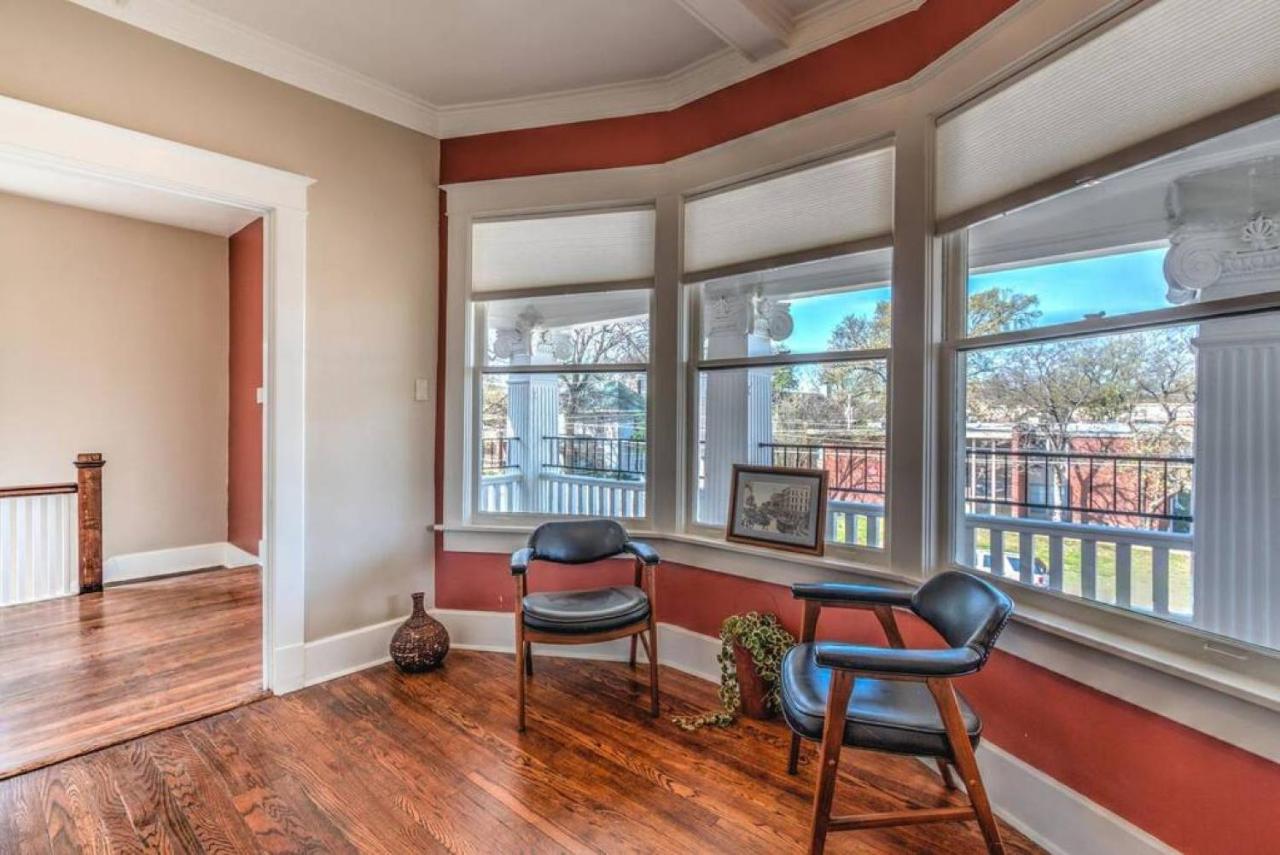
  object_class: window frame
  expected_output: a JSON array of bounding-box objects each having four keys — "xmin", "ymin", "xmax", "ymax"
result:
[
  {"xmin": 465, "ymin": 206, "xmax": 658, "ymax": 529},
  {"xmin": 938, "ymin": 219, "xmax": 1280, "ymax": 661},
  {"xmin": 681, "ymin": 248, "xmax": 895, "ymax": 562}
]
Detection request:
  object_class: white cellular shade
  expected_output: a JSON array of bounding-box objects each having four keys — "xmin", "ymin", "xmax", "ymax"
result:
[
  {"xmin": 471, "ymin": 208, "xmax": 655, "ymax": 293},
  {"xmin": 936, "ymin": 0, "xmax": 1280, "ymax": 225},
  {"xmin": 683, "ymin": 146, "xmax": 894, "ymax": 276}
]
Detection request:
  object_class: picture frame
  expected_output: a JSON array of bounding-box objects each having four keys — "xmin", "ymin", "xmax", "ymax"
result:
[{"xmin": 725, "ymin": 465, "xmax": 828, "ymax": 556}]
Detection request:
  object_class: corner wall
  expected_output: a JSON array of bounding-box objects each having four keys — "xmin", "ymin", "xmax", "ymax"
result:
[{"xmin": 0, "ymin": 191, "xmax": 229, "ymax": 560}]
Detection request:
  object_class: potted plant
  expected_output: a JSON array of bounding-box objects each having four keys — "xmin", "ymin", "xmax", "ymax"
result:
[{"xmin": 674, "ymin": 612, "xmax": 795, "ymax": 730}]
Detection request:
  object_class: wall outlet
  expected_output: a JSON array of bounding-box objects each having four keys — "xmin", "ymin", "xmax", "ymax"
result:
[{"xmin": 415, "ymin": 379, "xmax": 431, "ymax": 402}]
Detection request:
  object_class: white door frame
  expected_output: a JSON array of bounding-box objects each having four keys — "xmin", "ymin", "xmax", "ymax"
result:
[{"xmin": 0, "ymin": 94, "xmax": 313, "ymax": 693}]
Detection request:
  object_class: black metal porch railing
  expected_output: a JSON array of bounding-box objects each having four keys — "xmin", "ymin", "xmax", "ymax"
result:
[
  {"xmin": 481, "ymin": 436, "xmax": 519, "ymax": 475},
  {"xmin": 759, "ymin": 442, "xmax": 887, "ymax": 496},
  {"xmin": 542, "ymin": 435, "xmax": 646, "ymax": 480},
  {"xmin": 964, "ymin": 446, "xmax": 1193, "ymax": 528}
]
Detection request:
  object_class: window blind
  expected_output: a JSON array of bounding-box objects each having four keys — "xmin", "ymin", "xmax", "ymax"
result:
[
  {"xmin": 471, "ymin": 208, "xmax": 655, "ymax": 294},
  {"xmin": 683, "ymin": 145, "xmax": 894, "ymax": 279},
  {"xmin": 936, "ymin": 0, "xmax": 1280, "ymax": 230}
]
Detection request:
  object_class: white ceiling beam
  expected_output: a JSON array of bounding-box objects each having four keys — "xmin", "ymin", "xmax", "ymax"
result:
[{"xmin": 672, "ymin": 0, "xmax": 795, "ymax": 61}]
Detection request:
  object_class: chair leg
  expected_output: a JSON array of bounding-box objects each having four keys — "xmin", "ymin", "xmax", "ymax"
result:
[
  {"xmin": 515, "ymin": 626, "xmax": 527, "ymax": 732},
  {"xmin": 808, "ymin": 669, "xmax": 854, "ymax": 855},
  {"xmin": 936, "ymin": 759, "xmax": 958, "ymax": 790},
  {"xmin": 629, "ymin": 635, "xmax": 638, "ymax": 668},
  {"xmin": 646, "ymin": 625, "xmax": 660, "ymax": 717},
  {"xmin": 929, "ymin": 679, "xmax": 1004, "ymax": 855},
  {"xmin": 787, "ymin": 732, "xmax": 802, "ymax": 775},
  {"xmin": 524, "ymin": 641, "xmax": 533, "ymax": 677}
]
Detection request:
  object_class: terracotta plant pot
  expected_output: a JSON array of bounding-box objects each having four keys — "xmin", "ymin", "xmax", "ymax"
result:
[
  {"xmin": 732, "ymin": 642, "xmax": 773, "ymax": 720},
  {"xmin": 389, "ymin": 592, "xmax": 450, "ymax": 672}
]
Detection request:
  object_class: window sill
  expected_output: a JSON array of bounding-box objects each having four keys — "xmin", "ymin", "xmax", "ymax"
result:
[{"xmin": 436, "ymin": 523, "xmax": 914, "ymax": 589}]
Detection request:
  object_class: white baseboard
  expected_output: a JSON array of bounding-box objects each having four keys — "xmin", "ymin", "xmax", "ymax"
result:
[
  {"xmin": 104, "ymin": 541, "xmax": 257, "ymax": 584},
  {"xmin": 971, "ymin": 744, "xmax": 1176, "ymax": 855},
  {"xmin": 297, "ymin": 609, "xmax": 1172, "ymax": 855}
]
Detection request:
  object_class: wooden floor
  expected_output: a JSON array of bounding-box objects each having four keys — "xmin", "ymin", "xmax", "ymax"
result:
[
  {"xmin": 0, "ymin": 649, "xmax": 1042, "ymax": 854},
  {"xmin": 0, "ymin": 566, "xmax": 263, "ymax": 780}
]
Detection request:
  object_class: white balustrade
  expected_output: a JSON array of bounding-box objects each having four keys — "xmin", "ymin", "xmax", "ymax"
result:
[
  {"xmin": 478, "ymin": 472, "xmax": 524, "ymax": 513},
  {"xmin": 0, "ymin": 491, "xmax": 79, "ymax": 607},
  {"xmin": 827, "ymin": 499, "xmax": 885, "ymax": 548},
  {"xmin": 963, "ymin": 513, "xmax": 1193, "ymax": 618}
]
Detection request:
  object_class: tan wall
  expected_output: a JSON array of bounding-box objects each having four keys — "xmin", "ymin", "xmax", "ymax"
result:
[
  {"xmin": 0, "ymin": 192, "xmax": 230, "ymax": 560},
  {"xmin": 0, "ymin": 0, "xmax": 439, "ymax": 639}
]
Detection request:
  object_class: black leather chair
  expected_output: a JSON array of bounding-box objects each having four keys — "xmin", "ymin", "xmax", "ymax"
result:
[
  {"xmin": 510, "ymin": 520, "xmax": 660, "ymax": 731},
  {"xmin": 781, "ymin": 571, "xmax": 1013, "ymax": 855}
]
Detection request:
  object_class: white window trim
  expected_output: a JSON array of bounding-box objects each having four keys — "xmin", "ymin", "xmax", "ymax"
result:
[{"xmin": 440, "ymin": 0, "xmax": 1280, "ymax": 735}]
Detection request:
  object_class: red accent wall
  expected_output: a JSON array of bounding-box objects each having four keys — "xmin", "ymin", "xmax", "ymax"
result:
[
  {"xmin": 435, "ymin": 553, "xmax": 1280, "ymax": 854},
  {"xmin": 227, "ymin": 218, "xmax": 263, "ymax": 556},
  {"xmin": 440, "ymin": 0, "xmax": 1019, "ymax": 184},
  {"xmin": 433, "ymin": 2, "xmax": 1280, "ymax": 851}
]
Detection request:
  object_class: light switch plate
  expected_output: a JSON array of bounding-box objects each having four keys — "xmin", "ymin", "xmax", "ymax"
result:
[{"xmin": 415, "ymin": 379, "xmax": 431, "ymax": 402}]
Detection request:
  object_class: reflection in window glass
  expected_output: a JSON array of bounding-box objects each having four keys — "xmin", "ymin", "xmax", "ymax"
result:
[
  {"xmin": 696, "ymin": 360, "xmax": 887, "ymax": 547},
  {"xmin": 480, "ymin": 372, "xmax": 646, "ymax": 517}
]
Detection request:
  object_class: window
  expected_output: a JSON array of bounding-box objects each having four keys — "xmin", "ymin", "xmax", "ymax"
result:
[
  {"xmin": 690, "ymin": 249, "xmax": 892, "ymax": 549},
  {"xmin": 470, "ymin": 209, "xmax": 654, "ymax": 519},
  {"xmin": 683, "ymin": 144, "xmax": 895, "ymax": 552},
  {"xmin": 945, "ymin": 114, "xmax": 1280, "ymax": 651}
]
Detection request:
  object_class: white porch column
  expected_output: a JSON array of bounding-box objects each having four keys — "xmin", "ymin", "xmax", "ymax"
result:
[
  {"xmin": 495, "ymin": 308, "xmax": 560, "ymax": 513},
  {"xmin": 1165, "ymin": 162, "xmax": 1280, "ymax": 646},
  {"xmin": 1190, "ymin": 315, "xmax": 1280, "ymax": 647},
  {"xmin": 700, "ymin": 285, "xmax": 790, "ymax": 524}
]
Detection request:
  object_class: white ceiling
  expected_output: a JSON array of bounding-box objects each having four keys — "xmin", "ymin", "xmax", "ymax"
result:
[{"xmin": 70, "ymin": 0, "xmax": 924, "ymax": 137}]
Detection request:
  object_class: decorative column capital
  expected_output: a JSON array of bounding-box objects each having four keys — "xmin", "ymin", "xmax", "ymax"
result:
[
  {"xmin": 755, "ymin": 296, "xmax": 793, "ymax": 342},
  {"xmin": 1164, "ymin": 156, "xmax": 1280, "ymax": 304},
  {"xmin": 491, "ymin": 306, "xmax": 541, "ymax": 362}
]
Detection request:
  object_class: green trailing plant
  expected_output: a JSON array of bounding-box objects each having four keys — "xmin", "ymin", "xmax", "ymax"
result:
[{"xmin": 673, "ymin": 611, "xmax": 796, "ymax": 731}]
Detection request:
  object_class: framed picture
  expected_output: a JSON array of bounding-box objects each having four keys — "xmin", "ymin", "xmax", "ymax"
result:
[{"xmin": 726, "ymin": 465, "xmax": 828, "ymax": 556}]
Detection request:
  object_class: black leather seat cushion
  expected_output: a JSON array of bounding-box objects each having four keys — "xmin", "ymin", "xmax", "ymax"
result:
[
  {"xmin": 522, "ymin": 585, "xmax": 650, "ymax": 634},
  {"xmin": 780, "ymin": 644, "xmax": 982, "ymax": 759}
]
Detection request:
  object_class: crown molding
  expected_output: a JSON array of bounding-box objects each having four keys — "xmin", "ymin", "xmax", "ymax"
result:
[
  {"xmin": 436, "ymin": 0, "xmax": 924, "ymax": 137},
  {"xmin": 67, "ymin": 0, "xmax": 440, "ymax": 136},
  {"xmin": 67, "ymin": 0, "xmax": 922, "ymax": 140}
]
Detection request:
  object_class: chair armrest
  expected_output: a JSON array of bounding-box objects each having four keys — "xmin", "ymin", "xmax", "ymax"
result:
[
  {"xmin": 792, "ymin": 582, "xmax": 912, "ymax": 607},
  {"xmin": 510, "ymin": 547, "xmax": 534, "ymax": 576},
  {"xmin": 813, "ymin": 642, "xmax": 983, "ymax": 677},
  {"xmin": 623, "ymin": 540, "xmax": 660, "ymax": 566}
]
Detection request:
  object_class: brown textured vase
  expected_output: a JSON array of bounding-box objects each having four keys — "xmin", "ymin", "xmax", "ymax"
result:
[{"xmin": 390, "ymin": 592, "xmax": 450, "ymax": 672}]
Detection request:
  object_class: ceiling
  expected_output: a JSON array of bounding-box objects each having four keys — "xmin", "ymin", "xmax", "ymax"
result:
[{"xmin": 70, "ymin": 0, "xmax": 924, "ymax": 137}]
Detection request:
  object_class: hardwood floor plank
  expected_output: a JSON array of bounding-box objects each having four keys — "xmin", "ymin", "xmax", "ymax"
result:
[
  {"xmin": 0, "ymin": 566, "xmax": 263, "ymax": 780},
  {"xmin": 0, "ymin": 650, "xmax": 1045, "ymax": 854}
]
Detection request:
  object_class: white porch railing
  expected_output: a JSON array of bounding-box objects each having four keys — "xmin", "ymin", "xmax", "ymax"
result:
[
  {"xmin": 479, "ymin": 471, "xmax": 524, "ymax": 513},
  {"xmin": 962, "ymin": 513, "xmax": 1194, "ymax": 618},
  {"xmin": 541, "ymin": 473, "xmax": 646, "ymax": 518},
  {"xmin": 0, "ymin": 490, "xmax": 79, "ymax": 607},
  {"xmin": 827, "ymin": 499, "xmax": 885, "ymax": 548}
]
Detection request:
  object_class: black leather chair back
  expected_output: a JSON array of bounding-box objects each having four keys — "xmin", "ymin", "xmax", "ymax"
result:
[
  {"xmin": 528, "ymin": 520, "xmax": 629, "ymax": 564},
  {"xmin": 911, "ymin": 571, "xmax": 1013, "ymax": 655}
]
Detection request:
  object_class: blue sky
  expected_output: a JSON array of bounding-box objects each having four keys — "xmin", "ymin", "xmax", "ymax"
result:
[{"xmin": 781, "ymin": 247, "xmax": 1170, "ymax": 351}]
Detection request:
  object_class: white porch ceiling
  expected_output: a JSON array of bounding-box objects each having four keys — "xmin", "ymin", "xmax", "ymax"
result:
[{"xmin": 68, "ymin": 0, "xmax": 923, "ymax": 138}]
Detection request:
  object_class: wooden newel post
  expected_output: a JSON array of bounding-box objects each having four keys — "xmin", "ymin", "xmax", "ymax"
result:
[{"xmin": 74, "ymin": 453, "xmax": 106, "ymax": 594}]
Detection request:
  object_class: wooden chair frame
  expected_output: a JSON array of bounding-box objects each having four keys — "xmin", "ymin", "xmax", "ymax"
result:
[
  {"xmin": 514, "ymin": 556, "xmax": 659, "ymax": 731},
  {"xmin": 788, "ymin": 597, "xmax": 1004, "ymax": 855}
]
